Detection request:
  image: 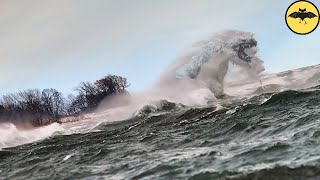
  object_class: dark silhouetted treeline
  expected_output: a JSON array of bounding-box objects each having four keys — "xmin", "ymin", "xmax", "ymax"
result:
[{"xmin": 0, "ymin": 75, "xmax": 130, "ymax": 126}]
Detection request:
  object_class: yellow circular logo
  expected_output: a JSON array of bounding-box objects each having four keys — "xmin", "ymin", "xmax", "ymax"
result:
[{"xmin": 285, "ymin": 0, "xmax": 319, "ymax": 35}]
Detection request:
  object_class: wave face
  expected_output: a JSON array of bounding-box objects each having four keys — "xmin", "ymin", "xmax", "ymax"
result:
[{"xmin": 2, "ymin": 86, "xmax": 320, "ymax": 179}]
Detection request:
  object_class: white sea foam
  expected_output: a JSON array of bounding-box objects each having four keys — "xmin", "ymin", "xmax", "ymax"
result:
[{"xmin": 0, "ymin": 123, "xmax": 64, "ymax": 149}]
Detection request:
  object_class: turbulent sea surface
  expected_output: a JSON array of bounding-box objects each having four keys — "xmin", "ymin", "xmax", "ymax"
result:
[{"xmin": 2, "ymin": 84, "xmax": 320, "ymax": 180}]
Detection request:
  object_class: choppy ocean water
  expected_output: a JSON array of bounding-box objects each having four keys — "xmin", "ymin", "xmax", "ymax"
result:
[{"xmin": 1, "ymin": 85, "xmax": 320, "ymax": 180}]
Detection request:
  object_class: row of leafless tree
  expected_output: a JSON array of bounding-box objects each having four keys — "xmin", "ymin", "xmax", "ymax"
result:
[
  {"xmin": 68, "ymin": 75, "xmax": 130, "ymax": 114},
  {"xmin": 0, "ymin": 75, "xmax": 130, "ymax": 126}
]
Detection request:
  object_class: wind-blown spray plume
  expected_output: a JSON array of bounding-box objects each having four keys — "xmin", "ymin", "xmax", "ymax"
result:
[{"xmin": 155, "ymin": 30, "xmax": 265, "ymax": 99}]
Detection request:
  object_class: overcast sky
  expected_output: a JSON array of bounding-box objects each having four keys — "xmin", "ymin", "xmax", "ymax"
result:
[{"xmin": 0, "ymin": 0, "xmax": 319, "ymax": 95}]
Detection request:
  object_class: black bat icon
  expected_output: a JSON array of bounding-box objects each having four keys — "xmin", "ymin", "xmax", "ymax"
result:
[{"xmin": 288, "ymin": 8, "xmax": 317, "ymax": 24}]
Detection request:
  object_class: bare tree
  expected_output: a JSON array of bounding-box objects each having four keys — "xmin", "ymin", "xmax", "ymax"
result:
[
  {"xmin": 41, "ymin": 89, "xmax": 66, "ymax": 119},
  {"xmin": 0, "ymin": 74, "xmax": 130, "ymax": 126},
  {"xmin": 68, "ymin": 75, "xmax": 130, "ymax": 114},
  {"xmin": 95, "ymin": 75, "xmax": 129, "ymax": 94}
]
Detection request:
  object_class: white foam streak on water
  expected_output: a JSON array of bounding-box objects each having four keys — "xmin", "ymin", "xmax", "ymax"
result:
[{"xmin": 63, "ymin": 154, "xmax": 74, "ymax": 161}]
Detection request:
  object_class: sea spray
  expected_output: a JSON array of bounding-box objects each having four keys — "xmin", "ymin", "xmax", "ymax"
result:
[{"xmin": 0, "ymin": 123, "xmax": 64, "ymax": 149}]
